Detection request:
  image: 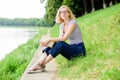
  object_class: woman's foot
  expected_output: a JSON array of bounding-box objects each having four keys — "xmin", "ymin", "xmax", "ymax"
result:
[{"xmin": 27, "ymin": 64, "xmax": 45, "ymax": 74}]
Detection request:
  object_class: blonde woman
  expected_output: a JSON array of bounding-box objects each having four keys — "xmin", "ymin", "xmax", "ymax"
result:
[{"xmin": 28, "ymin": 5, "xmax": 86, "ymax": 73}]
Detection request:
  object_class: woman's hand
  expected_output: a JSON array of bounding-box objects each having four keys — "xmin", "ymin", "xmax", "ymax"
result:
[{"xmin": 40, "ymin": 39, "xmax": 50, "ymax": 47}]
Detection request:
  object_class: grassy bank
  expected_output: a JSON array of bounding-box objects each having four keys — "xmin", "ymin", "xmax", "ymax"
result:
[
  {"xmin": 51, "ymin": 4, "xmax": 120, "ymax": 80},
  {"xmin": 0, "ymin": 27, "xmax": 48, "ymax": 80}
]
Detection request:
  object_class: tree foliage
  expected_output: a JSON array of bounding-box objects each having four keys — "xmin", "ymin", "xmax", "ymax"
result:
[
  {"xmin": 0, "ymin": 18, "xmax": 49, "ymax": 27},
  {"xmin": 43, "ymin": 0, "xmax": 119, "ymax": 26},
  {"xmin": 1, "ymin": 0, "xmax": 120, "ymax": 27},
  {"xmin": 44, "ymin": 0, "xmax": 63, "ymax": 25},
  {"xmin": 62, "ymin": 0, "xmax": 84, "ymax": 17}
]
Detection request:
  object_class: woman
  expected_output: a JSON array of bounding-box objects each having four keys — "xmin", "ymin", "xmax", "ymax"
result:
[{"xmin": 28, "ymin": 5, "xmax": 86, "ymax": 73}]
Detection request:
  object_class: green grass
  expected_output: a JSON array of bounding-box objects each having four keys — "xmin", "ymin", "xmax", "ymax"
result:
[
  {"xmin": 0, "ymin": 3, "xmax": 119, "ymax": 80},
  {"xmin": 0, "ymin": 27, "xmax": 48, "ymax": 80},
  {"xmin": 51, "ymin": 4, "xmax": 120, "ymax": 80}
]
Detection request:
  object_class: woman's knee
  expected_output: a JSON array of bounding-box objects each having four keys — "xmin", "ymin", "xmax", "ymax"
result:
[
  {"xmin": 56, "ymin": 41, "xmax": 66, "ymax": 47},
  {"xmin": 57, "ymin": 41, "xmax": 66, "ymax": 44},
  {"xmin": 42, "ymin": 47, "xmax": 51, "ymax": 55}
]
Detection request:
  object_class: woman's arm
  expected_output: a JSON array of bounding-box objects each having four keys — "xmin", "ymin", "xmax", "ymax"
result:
[{"xmin": 40, "ymin": 23, "xmax": 76, "ymax": 47}]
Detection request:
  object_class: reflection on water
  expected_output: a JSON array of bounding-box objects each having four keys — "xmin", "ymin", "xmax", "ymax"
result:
[{"xmin": 0, "ymin": 27, "xmax": 38, "ymax": 60}]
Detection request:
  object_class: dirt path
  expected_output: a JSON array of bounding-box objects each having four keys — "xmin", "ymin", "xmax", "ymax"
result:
[{"xmin": 20, "ymin": 30, "xmax": 57, "ymax": 80}]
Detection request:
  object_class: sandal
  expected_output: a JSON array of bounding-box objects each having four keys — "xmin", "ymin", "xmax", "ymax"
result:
[{"xmin": 27, "ymin": 64, "xmax": 45, "ymax": 74}]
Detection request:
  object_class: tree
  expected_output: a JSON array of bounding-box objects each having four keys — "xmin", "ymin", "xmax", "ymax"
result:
[
  {"xmin": 103, "ymin": 0, "xmax": 107, "ymax": 8},
  {"xmin": 44, "ymin": 0, "xmax": 63, "ymax": 26},
  {"xmin": 62, "ymin": 0, "xmax": 84, "ymax": 17},
  {"xmin": 39, "ymin": 0, "xmax": 120, "ymax": 26},
  {"xmin": 91, "ymin": 0, "xmax": 95, "ymax": 11},
  {"xmin": 83, "ymin": 0, "xmax": 88, "ymax": 14}
]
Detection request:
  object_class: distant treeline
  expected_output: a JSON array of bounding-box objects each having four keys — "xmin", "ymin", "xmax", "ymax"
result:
[
  {"xmin": 0, "ymin": 18, "xmax": 50, "ymax": 27},
  {"xmin": 0, "ymin": 0, "xmax": 120, "ymax": 27}
]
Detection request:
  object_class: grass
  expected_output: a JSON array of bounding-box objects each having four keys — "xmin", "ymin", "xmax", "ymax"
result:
[
  {"xmin": 0, "ymin": 27, "xmax": 48, "ymax": 80},
  {"xmin": 51, "ymin": 3, "xmax": 120, "ymax": 80},
  {"xmin": 0, "ymin": 3, "xmax": 119, "ymax": 80}
]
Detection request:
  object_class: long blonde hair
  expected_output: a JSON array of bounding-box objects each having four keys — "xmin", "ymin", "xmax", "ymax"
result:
[{"xmin": 55, "ymin": 5, "xmax": 75, "ymax": 23}]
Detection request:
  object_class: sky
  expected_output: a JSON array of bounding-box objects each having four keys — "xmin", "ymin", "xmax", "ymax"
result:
[{"xmin": 0, "ymin": 0, "xmax": 46, "ymax": 19}]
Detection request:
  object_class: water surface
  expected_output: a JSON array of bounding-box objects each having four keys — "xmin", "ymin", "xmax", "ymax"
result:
[{"xmin": 0, "ymin": 27, "xmax": 38, "ymax": 60}]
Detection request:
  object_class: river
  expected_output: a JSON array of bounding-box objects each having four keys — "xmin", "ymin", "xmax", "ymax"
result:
[{"xmin": 0, "ymin": 27, "xmax": 38, "ymax": 60}]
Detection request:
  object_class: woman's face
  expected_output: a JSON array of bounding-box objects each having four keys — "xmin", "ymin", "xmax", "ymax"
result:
[{"xmin": 60, "ymin": 7, "xmax": 70, "ymax": 20}]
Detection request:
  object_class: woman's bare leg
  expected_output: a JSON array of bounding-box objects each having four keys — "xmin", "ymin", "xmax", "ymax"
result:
[
  {"xmin": 43, "ymin": 54, "xmax": 54, "ymax": 65},
  {"xmin": 28, "ymin": 52, "xmax": 54, "ymax": 71},
  {"xmin": 28, "ymin": 53, "xmax": 47, "ymax": 70},
  {"xmin": 36, "ymin": 53, "xmax": 47, "ymax": 65}
]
